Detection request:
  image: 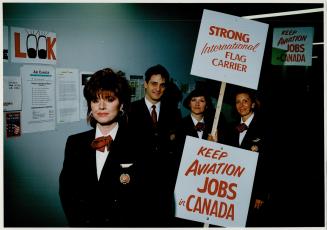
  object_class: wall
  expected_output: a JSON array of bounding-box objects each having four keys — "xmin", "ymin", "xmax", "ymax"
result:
[{"xmin": 3, "ymin": 3, "xmax": 202, "ymax": 226}]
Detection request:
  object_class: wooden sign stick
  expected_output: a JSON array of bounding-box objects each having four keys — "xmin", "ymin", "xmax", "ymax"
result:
[
  {"xmin": 211, "ymin": 81, "xmax": 227, "ymax": 137},
  {"xmin": 203, "ymin": 81, "xmax": 227, "ymax": 228}
]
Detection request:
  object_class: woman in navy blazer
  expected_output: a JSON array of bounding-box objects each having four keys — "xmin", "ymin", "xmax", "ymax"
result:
[
  {"xmin": 59, "ymin": 68, "xmax": 139, "ymax": 227},
  {"xmin": 178, "ymin": 88, "xmax": 215, "ymax": 143},
  {"xmin": 174, "ymin": 88, "xmax": 217, "ymax": 227},
  {"xmin": 224, "ymin": 88, "xmax": 269, "ymax": 227}
]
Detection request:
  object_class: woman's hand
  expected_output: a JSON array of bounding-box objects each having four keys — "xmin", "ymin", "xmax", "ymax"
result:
[
  {"xmin": 254, "ymin": 199, "xmax": 264, "ymax": 209},
  {"xmin": 207, "ymin": 130, "xmax": 218, "ymax": 142}
]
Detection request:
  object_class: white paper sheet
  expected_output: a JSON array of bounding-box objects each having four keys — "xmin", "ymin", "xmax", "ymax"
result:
[
  {"xmin": 21, "ymin": 65, "xmax": 56, "ymax": 133},
  {"xmin": 56, "ymin": 68, "xmax": 80, "ymax": 123}
]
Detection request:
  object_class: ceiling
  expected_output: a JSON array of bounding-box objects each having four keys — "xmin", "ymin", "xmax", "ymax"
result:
[{"xmin": 132, "ymin": 2, "xmax": 324, "ymax": 43}]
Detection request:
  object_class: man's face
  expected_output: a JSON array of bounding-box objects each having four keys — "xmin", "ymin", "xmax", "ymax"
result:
[{"xmin": 144, "ymin": 74, "xmax": 166, "ymax": 103}]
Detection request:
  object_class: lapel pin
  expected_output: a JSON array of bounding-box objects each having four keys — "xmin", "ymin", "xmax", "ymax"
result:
[{"xmin": 120, "ymin": 173, "xmax": 130, "ymax": 184}]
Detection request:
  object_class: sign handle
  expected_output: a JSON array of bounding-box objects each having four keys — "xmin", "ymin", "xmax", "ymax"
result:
[
  {"xmin": 203, "ymin": 222, "xmax": 210, "ymax": 228},
  {"xmin": 211, "ymin": 81, "xmax": 227, "ymax": 136}
]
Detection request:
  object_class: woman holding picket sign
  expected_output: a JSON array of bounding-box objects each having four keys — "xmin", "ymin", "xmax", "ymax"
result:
[
  {"xmin": 174, "ymin": 87, "xmax": 228, "ymax": 227},
  {"xmin": 224, "ymin": 87, "xmax": 270, "ymax": 227}
]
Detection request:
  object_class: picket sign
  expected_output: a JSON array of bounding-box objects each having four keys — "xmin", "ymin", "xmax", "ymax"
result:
[{"xmin": 185, "ymin": 8, "xmax": 269, "ymax": 227}]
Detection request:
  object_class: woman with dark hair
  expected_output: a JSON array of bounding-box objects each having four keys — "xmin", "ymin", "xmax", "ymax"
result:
[
  {"xmin": 179, "ymin": 88, "xmax": 215, "ymax": 142},
  {"xmin": 174, "ymin": 88, "xmax": 221, "ymax": 227},
  {"xmin": 59, "ymin": 68, "xmax": 138, "ymax": 227},
  {"xmin": 224, "ymin": 87, "xmax": 269, "ymax": 227}
]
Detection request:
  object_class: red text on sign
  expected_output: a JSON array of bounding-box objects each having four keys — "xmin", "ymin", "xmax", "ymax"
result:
[
  {"xmin": 184, "ymin": 160, "xmax": 245, "ymax": 177},
  {"xmin": 197, "ymin": 176, "xmax": 237, "ymax": 200},
  {"xmin": 209, "ymin": 26, "xmax": 250, "ymax": 43},
  {"xmin": 212, "ymin": 59, "xmax": 247, "ymax": 72},
  {"xmin": 186, "ymin": 194, "xmax": 234, "ymax": 220},
  {"xmin": 197, "ymin": 146, "xmax": 228, "ymax": 160},
  {"xmin": 225, "ymin": 52, "xmax": 246, "ymax": 62}
]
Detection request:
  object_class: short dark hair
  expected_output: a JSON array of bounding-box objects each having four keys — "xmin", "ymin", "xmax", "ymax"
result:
[
  {"xmin": 83, "ymin": 68, "xmax": 131, "ymax": 127},
  {"xmin": 183, "ymin": 88, "xmax": 213, "ymax": 113},
  {"xmin": 144, "ymin": 64, "xmax": 170, "ymax": 83}
]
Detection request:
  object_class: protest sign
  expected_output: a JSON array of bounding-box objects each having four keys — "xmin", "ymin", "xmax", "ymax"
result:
[
  {"xmin": 191, "ymin": 9, "xmax": 268, "ymax": 90},
  {"xmin": 175, "ymin": 136, "xmax": 258, "ymax": 227},
  {"xmin": 271, "ymin": 27, "xmax": 314, "ymax": 66}
]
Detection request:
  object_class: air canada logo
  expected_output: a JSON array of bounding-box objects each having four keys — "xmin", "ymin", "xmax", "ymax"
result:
[{"xmin": 12, "ymin": 27, "xmax": 57, "ymax": 64}]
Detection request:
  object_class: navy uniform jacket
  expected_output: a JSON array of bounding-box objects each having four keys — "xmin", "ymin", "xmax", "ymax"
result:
[
  {"xmin": 59, "ymin": 122, "xmax": 139, "ymax": 227},
  {"xmin": 179, "ymin": 115, "xmax": 213, "ymax": 140},
  {"xmin": 224, "ymin": 114, "xmax": 269, "ymax": 226},
  {"xmin": 128, "ymin": 98, "xmax": 181, "ymax": 227},
  {"xmin": 176, "ymin": 115, "xmax": 213, "ymax": 163},
  {"xmin": 174, "ymin": 114, "xmax": 215, "ymax": 227},
  {"xmin": 225, "ymin": 114, "xmax": 267, "ymax": 199}
]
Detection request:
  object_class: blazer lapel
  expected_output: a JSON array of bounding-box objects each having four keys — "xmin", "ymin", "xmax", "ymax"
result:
[
  {"xmin": 81, "ymin": 129, "xmax": 99, "ymax": 183},
  {"xmin": 186, "ymin": 116, "xmax": 199, "ymax": 138}
]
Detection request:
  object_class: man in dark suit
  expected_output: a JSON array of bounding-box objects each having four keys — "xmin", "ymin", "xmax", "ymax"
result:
[
  {"xmin": 59, "ymin": 68, "xmax": 139, "ymax": 227},
  {"xmin": 128, "ymin": 64, "xmax": 181, "ymax": 227}
]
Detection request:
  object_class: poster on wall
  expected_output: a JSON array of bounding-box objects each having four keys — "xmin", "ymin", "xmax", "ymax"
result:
[
  {"xmin": 21, "ymin": 65, "xmax": 56, "ymax": 133},
  {"xmin": 4, "ymin": 76, "xmax": 22, "ymax": 111},
  {"xmin": 80, "ymin": 72, "xmax": 93, "ymax": 120},
  {"xmin": 271, "ymin": 27, "xmax": 314, "ymax": 66},
  {"xmin": 56, "ymin": 68, "xmax": 80, "ymax": 123},
  {"xmin": 3, "ymin": 26, "xmax": 9, "ymax": 62},
  {"xmin": 191, "ymin": 9, "xmax": 268, "ymax": 90},
  {"xmin": 129, "ymin": 75, "xmax": 144, "ymax": 102},
  {"xmin": 11, "ymin": 26, "xmax": 57, "ymax": 65},
  {"xmin": 6, "ymin": 112, "xmax": 21, "ymax": 138},
  {"xmin": 174, "ymin": 136, "xmax": 258, "ymax": 227}
]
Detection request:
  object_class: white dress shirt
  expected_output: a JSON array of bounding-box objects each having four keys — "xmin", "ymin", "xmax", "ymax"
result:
[
  {"xmin": 144, "ymin": 97, "xmax": 161, "ymax": 121},
  {"xmin": 239, "ymin": 112, "xmax": 254, "ymax": 145},
  {"xmin": 191, "ymin": 115, "xmax": 205, "ymax": 139},
  {"xmin": 95, "ymin": 123, "xmax": 119, "ymax": 180}
]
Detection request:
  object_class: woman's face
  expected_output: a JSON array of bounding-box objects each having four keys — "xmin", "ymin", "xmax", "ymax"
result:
[
  {"xmin": 235, "ymin": 93, "xmax": 255, "ymax": 121},
  {"xmin": 91, "ymin": 91, "xmax": 121, "ymax": 126},
  {"xmin": 190, "ymin": 96, "xmax": 207, "ymax": 116}
]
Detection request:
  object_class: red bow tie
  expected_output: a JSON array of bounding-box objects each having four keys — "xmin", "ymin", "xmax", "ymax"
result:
[
  {"xmin": 194, "ymin": 122, "xmax": 205, "ymax": 132},
  {"xmin": 236, "ymin": 123, "xmax": 248, "ymax": 133},
  {"xmin": 91, "ymin": 135, "xmax": 113, "ymax": 152}
]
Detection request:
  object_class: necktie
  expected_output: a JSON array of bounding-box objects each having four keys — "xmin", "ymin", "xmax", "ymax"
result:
[
  {"xmin": 195, "ymin": 122, "xmax": 205, "ymax": 132},
  {"xmin": 91, "ymin": 135, "xmax": 113, "ymax": 152},
  {"xmin": 151, "ymin": 105, "xmax": 157, "ymax": 126},
  {"xmin": 236, "ymin": 123, "xmax": 248, "ymax": 133}
]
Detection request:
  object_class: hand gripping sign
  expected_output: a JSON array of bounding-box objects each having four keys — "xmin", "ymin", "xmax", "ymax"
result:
[
  {"xmin": 176, "ymin": 9, "xmax": 268, "ymax": 227},
  {"xmin": 191, "ymin": 9, "xmax": 268, "ymax": 139},
  {"xmin": 174, "ymin": 136, "xmax": 258, "ymax": 227}
]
